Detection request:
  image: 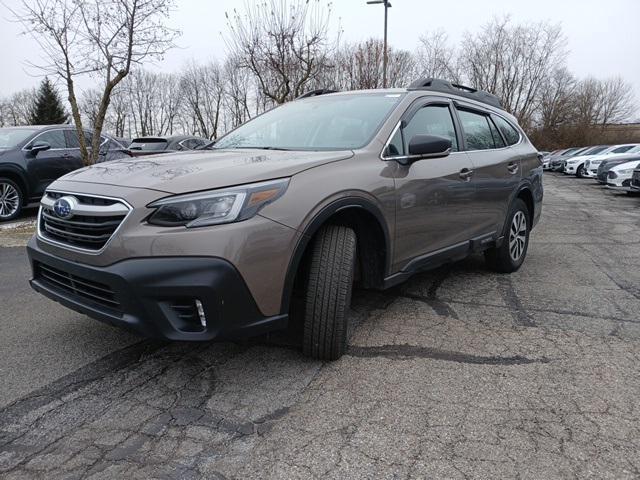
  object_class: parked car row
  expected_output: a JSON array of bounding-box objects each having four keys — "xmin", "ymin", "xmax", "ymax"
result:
[
  {"xmin": 540, "ymin": 142, "xmax": 640, "ymax": 194},
  {"xmin": 0, "ymin": 125, "xmax": 209, "ymax": 220}
]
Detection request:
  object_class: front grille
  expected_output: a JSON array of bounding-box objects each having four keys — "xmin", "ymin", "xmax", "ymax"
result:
[
  {"xmin": 39, "ymin": 192, "xmax": 129, "ymax": 251},
  {"xmin": 608, "ymin": 171, "xmax": 618, "ymax": 179},
  {"xmin": 34, "ymin": 262, "xmax": 121, "ymax": 313},
  {"xmin": 632, "ymin": 171, "xmax": 640, "ymax": 188}
]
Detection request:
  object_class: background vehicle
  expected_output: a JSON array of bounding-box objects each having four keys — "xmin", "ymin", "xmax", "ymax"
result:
[
  {"xmin": 606, "ymin": 159, "xmax": 640, "ymax": 190},
  {"xmin": 631, "ymin": 166, "xmax": 640, "ymax": 192},
  {"xmin": 0, "ymin": 125, "xmax": 128, "ymax": 221},
  {"xmin": 584, "ymin": 144, "xmax": 640, "ymax": 178},
  {"xmin": 562, "ymin": 145, "xmax": 610, "ymax": 177},
  {"xmin": 127, "ymin": 135, "xmax": 209, "ymax": 157},
  {"xmin": 28, "ymin": 78, "xmax": 542, "ymax": 361},
  {"xmin": 550, "ymin": 147, "xmax": 589, "ymax": 171},
  {"xmin": 597, "ymin": 153, "xmax": 640, "ymax": 184}
]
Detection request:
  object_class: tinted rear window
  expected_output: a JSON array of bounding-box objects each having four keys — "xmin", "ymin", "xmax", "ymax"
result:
[{"xmin": 129, "ymin": 139, "xmax": 169, "ymax": 151}]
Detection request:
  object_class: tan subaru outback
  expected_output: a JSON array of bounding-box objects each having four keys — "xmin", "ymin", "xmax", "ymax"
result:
[{"xmin": 27, "ymin": 78, "xmax": 543, "ymax": 360}]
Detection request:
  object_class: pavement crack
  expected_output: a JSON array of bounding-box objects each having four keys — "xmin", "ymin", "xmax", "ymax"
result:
[{"xmin": 347, "ymin": 344, "xmax": 549, "ymax": 365}]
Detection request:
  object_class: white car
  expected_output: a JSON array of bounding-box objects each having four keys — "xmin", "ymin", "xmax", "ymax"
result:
[
  {"xmin": 562, "ymin": 145, "xmax": 610, "ymax": 176},
  {"xmin": 583, "ymin": 144, "xmax": 640, "ymax": 178},
  {"xmin": 605, "ymin": 159, "xmax": 640, "ymax": 189}
]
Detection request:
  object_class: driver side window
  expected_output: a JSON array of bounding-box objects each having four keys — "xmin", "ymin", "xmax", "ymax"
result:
[
  {"xmin": 403, "ymin": 105, "xmax": 458, "ymax": 153},
  {"xmin": 30, "ymin": 130, "xmax": 66, "ymax": 149}
]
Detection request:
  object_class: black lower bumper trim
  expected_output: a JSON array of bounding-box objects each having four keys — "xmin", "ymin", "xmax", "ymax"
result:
[{"xmin": 27, "ymin": 238, "xmax": 288, "ymax": 341}]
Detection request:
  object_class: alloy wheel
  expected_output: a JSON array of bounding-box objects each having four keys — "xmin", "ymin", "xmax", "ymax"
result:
[
  {"xmin": 508, "ymin": 211, "xmax": 527, "ymax": 262},
  {"xmin": 0, "ymin": 182, "xmax": 20, "ymax": 220}
]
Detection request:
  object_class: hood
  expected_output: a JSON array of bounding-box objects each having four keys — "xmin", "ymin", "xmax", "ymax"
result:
[
  {"xmin": 611, "ymin": 159, "xmax": 640, "ymax": 172},
  {"xmin": 57, "ymin": 149, "xmax": 354, "ymax": 194}
]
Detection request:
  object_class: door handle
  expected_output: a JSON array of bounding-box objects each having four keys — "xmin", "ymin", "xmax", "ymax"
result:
[
  {"xmin": 507, "ymin": 162, "xmax": 519, "ymax": 174},
  {"xmin": 459, "ymin": 168, "xmax": 474, "ymax": 181}
]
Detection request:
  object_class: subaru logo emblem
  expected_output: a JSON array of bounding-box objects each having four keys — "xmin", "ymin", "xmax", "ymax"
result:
[{"xmin": 53, "ymin": 196, "xmax": 77, "ymax": 219}]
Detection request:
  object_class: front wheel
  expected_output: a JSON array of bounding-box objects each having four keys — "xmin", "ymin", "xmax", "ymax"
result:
[
  {"xmin": 576, "ymin": 164, "xmax": 585, "ymax": 178},
  {"xmin": 485, "ymin": 198, "xmax": 530, "ymax": 273},
  {"xmin": 302, "ymin": 225, "xmax": 356, "ymax": 361},
  {"xmin": 0, "ymin": 178, "xmax": 23, "ymax": 222}
]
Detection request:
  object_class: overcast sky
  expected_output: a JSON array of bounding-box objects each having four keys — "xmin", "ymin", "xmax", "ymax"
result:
[{"xmin": 1, "ymin": 0, "xmax": 639, "ymax": 117}]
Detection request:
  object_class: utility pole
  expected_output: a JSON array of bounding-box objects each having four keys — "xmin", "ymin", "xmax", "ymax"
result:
[{"xmin": 366, "ymin": 0, "xmax": 392, "ymax": 88}]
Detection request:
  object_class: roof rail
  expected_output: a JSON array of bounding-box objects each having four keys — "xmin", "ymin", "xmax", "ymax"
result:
[
  {"xmin": 296, "ymin": 89, "xmax": 338, "ymax": 100},
  {"xmin": 407, "ymin": 78, "xmax": 502, "ymax": 110}
]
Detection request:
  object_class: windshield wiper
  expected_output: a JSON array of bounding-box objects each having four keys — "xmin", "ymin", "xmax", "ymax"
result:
[{"xmin": 232, "ymin": 146, "xmax": 292, "ymax": 151}]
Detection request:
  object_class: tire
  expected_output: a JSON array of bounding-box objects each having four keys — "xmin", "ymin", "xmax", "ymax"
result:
[
  {"xmin": 302, "ymin": 224, "xmax": 356, "ymax": 361},
  {"xmin": 485, "ymin": 198, "xmax": 530, "ymax": 273},
  {"xmin": 0, "ymin": 178, "xmax": 23, "ymax": 222},
  {"xmin": 576, "ymin": 164, "xmax": 585, "ymax": 178}
]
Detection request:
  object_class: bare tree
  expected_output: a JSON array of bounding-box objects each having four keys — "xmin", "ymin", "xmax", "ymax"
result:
[
  {"xmin": 596, "ymin": 77, "xmax": 636, "ymax": 126},
  {"xmin": 225, "ymin": 0, "xmax": 334, "ymax": 105},
  {"xmin": 222, "ymin": 56, "xmax": 253, "ymax": 131},
  {"xmin": 0, "ymin": 89, "xmax": 37, "ymax": 126},
  {"xmin": 459, "ymin": 17, "xmax": 566, "ymax": 130},
  {"xmin": 16, "ymin": 0, "xmax": 179, "ymax": 165},
  {"xmin": 323, "ymin": 39, "xmax": 415, "ymax": 91},
  {"xmin": 180, "ymin": 62, "xmax": 225, "ymax": 139},
  {"xmin": 416, "ymin": 30, "xmax": 460, "ymax": 82}
]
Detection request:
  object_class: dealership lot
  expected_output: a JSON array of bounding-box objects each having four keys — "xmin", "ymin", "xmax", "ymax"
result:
[{"xmin": 1, "ymin": 173, "xmax": 639, "ymax": 479}]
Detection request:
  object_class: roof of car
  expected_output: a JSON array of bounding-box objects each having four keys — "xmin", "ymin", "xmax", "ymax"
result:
[{"xmin": 3, "ymin": 124, "xmax": 74, "ymax": 130}]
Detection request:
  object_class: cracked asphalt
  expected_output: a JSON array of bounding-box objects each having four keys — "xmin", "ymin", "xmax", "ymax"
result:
[{"xmin": 1, "ymin": 173, "xmax": 639, "ymax": 479}]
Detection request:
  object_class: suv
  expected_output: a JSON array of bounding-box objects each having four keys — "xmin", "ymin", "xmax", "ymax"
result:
[
  {"xmin": 26, "ymin": 79, "xmax": 543, "ymax": 360},
  {"xmin": 0, "ymin": 125, "xmax": 129, "ymax": 221}
]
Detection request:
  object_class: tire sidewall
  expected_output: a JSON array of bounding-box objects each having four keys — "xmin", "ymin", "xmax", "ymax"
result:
[
  {"xmin": 503, "ymin": 199, "xmax": 530, "ymax": 270},
  {"xmin": 0, "ymin": 178, "xmax": 23, "ymax": 222}
]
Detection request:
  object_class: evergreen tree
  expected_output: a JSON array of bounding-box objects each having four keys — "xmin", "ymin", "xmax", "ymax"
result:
[{"xmin": 29, "ymin": 77, "xmax": 68, "ymax": 125}]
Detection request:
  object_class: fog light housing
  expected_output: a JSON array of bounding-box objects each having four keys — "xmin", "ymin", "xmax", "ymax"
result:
[{"xmin": 195, "ymin": 299, "xmax": 206, "ymax": 328}]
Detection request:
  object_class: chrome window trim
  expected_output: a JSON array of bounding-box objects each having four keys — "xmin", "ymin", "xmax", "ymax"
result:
[
  {"xmin": 37, "ymin": 190, "xmax": 133, "ymax": 255},
  {"xmin": 22, "ymin": 128, "xmax": 69, "ymax": 151}
]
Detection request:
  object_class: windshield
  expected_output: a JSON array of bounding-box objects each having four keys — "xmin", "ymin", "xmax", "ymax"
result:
[
  {"xmin": 585, "ymin": 146, "xmax": 608, "ymax": 155},
  {"xmin": 214, "ymin": 93, "xmax": 404, "ymax": 151},
  {"xmin": 0, "ymin": 128, "xmax": 39, "ymax": 149}
]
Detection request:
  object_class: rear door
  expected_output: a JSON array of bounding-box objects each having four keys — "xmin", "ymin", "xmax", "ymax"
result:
[
  {"xmin": 454, "ymin": 105, "xmax": 520, "ymax": 239},
  {"xmin": 389, "ymin": 97, "xmax": 475, "ymax": 270}
]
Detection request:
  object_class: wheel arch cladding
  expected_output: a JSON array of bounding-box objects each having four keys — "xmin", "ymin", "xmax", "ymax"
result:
[
  {"xmin": 0, "ymin": 169, "xmax": 28, "ymax": 199},
  {"xmin": 517, "ymin": 187, "xmax": 534, "ymax": 222},
  {"xmin": 280, "ymin": 197, "xmax": 390, "ymax": 313}
]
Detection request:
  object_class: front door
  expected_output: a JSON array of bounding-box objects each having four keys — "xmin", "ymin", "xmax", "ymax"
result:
[
  {"xmin": 389, "ymin": 99, "xmax": 476, "ymax": 271},
  {"xmin": 26, "ymin": 129, "xmax": 78, "ymax": 197}
]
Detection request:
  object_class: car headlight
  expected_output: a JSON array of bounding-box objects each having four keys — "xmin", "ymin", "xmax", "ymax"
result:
[
  {"xmin": 618, "ymin": 168, "xmax": 634, "ymax": 175},
  {"xmin": 147, "ymin": 178, "xmax": 290, "ymax": 227}
]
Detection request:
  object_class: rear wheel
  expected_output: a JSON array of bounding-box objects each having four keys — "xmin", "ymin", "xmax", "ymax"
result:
[
  {"xmin": 485, "ymin": 198, "xmax": 530, "ymax": 273},
  {"xmin": 0, "ymin": 178, "xmax": 23, "ymax": 222},
  {"xmin": 302, "ymin": 225, "xmax": 356, "ymax": 361},
  {"xmin": 576, "ymin": 164, "xmax": 585, "ymax": 178}
]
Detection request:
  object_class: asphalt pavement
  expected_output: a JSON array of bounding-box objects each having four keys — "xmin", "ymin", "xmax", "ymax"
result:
[{"xmin": 1, "ymin": 173, "xmax": 639, "ymax": 479}]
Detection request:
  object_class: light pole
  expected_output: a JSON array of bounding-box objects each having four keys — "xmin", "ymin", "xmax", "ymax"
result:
[{"xmin": 366, "ymin": 0, "xmax": 392, "ymax": 88}]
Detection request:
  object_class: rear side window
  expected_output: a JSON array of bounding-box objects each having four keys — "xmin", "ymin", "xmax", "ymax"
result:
[
  {"xmin": 492, "ymin": 115, "xmax": 521, "ymax": 146},
  {"xmin": 457, "ymin": 109, "xmax": 498, "ymax": 150},
  {"xmin": 402, "ymin": 104, "xmax": 459, "ymax": 153}
]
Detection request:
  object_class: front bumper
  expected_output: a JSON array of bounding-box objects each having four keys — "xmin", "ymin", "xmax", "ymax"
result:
[{"xmin": 27, "ymin": 238, "xmax": 287, "ymax": 341}]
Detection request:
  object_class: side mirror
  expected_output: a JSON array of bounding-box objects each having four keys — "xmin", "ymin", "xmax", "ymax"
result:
[
  {"xmin": 29, "ymin": 141, "xmax": 51, "ymax": 155},
  {"xmin": 408, "ymin": 134, "xmax": 451, "ymax": 158}
]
